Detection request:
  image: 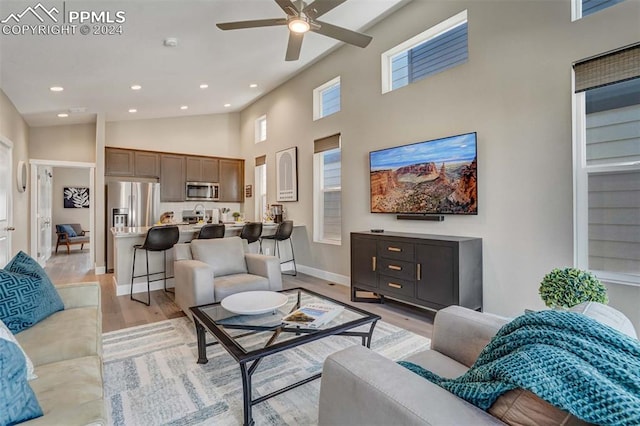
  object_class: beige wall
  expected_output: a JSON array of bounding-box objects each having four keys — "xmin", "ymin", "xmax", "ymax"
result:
[
  {"xmin": 0, "ymin": 89, "xmax": 30, "ymax": 255},
  {"xmin": 51, "ymin": 168, "xmax": 91, "ymax": 242},
  {"xmin": 30, "ymin": 123, "xmax": 96, "ymax": 163},
  {"xmin": 239, "ymin": 1, "xmax": 640, "ymax": 324},
  {"xmin": 105, "ymin": 113, "xmax": 241, "ymax": 158}
]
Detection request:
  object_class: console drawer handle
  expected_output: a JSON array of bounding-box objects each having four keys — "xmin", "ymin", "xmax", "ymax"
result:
[
  {"xmin": 388, "ymin": 282, "xmax": 402, "ymax": 289},
  {"xmin": 417, "ymin": 263, "xmax": 421, "ymax": 281},
  {"xmin": 388, "ymin": 265, "xmax": 401, "ymax": 271},
  {"xmin": 372, "ymin": 256, "xmax": 377, "ymax": 271},
  {"xmin": 387, "ymin": 247, "xmax": 401, "ymax": 252}
]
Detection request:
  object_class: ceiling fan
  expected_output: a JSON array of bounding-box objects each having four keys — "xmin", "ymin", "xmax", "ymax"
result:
[{"xmin": 216, "ymin": 0, "xmax": 373, "ymax": 61}]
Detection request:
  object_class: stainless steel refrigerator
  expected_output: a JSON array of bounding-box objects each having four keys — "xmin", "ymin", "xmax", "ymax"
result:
[{"xmin": 106, "ymin": 181, "xmax": 160, "ymax": 272}]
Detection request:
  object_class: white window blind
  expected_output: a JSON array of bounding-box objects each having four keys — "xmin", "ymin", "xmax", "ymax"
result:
[
  {"xmin": 574, "ymin": 45, "xmax": 640, "ymax": 284},
  {"xmin": 313, "ymin": 134, "xmax": 342, "ymax": 244},
  {"xmin": 254, "ymin": 160, "xmax": 267, "ymax": 221}
]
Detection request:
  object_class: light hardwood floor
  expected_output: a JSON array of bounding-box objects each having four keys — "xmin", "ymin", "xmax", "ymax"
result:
[{"xmin": 45, "ymin": 250, "xmax": 434, "ymax": 337}]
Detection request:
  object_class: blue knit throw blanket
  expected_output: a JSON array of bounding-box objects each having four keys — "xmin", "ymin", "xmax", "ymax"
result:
[{"xmin": 399, "ymin": 310, "xmax": 640, "ymax": 425}]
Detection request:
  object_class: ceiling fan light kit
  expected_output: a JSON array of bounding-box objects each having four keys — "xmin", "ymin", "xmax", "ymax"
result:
[
  {"xmin": 216, "ymin": 0, "xmax": 372, "ymax": 61},
  {"xmin": 288, "ymin": 17, "xmax": 310, "ymax": 33}
]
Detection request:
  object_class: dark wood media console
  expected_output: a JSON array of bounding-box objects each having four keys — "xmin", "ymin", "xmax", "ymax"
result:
[{"xmin": 351, "ymin": 231, "xmax": 483, "ymax": 311}]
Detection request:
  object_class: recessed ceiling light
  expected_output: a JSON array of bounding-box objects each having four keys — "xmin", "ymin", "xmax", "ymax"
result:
[
  {"xmin": 57, "ymin": 113, "xmax": 68, "ymax": 118},
  {"xmin": 50, "ymin": 86, "xmax": 64, "ymax": 92},
  {"xmin": 199, "ymin": 84, "xmax": 209, "ymax": 89},
  {"xmin": 128, "ymin": 108, "xmax": 137, "ymax": 113},
  {"xmin": 180, "ymin": 105, "xmax": 188, "ymax": 110},
  {"xmin": 224, "ymin": 103, "xmax": 231, "ymax": 108},
  {"xmin": 130, "ymin": 84, "xmax": 142, "ymax": 90},
  {"xmin": 249, "ymin": 83, "xmax": 258, "ymax": 88}
]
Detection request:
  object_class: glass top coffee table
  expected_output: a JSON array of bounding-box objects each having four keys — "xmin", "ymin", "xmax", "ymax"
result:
[{"xmin": 190, "ymin": 287, "xmax": 380, "ymax": 426}]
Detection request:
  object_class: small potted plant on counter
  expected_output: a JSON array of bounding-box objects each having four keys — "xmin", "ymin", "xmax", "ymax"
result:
[
  {"xmin": 232, "ymin": 212, "xmax": 242, "ymax": 222},
  {"xmin": 539, "ymin": 267, "xmax": 608, "ymax": 309}
]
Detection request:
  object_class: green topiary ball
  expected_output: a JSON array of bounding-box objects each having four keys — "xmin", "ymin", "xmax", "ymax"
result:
[{"xmin": 539, "ymin": 267, "xmax": 608, "ymax": 309}]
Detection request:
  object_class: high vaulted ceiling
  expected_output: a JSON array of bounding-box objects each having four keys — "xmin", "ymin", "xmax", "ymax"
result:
[{"xmin": 0, "ymin": 0, "xmax": 406, "ymax": 127}]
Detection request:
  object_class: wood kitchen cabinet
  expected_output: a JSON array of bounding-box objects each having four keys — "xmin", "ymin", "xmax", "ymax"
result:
[
  {"xmin": 134, "ymin": 151, "xmax": 160, "ymax": 178},
  {"xmin": 186, "ymin": 156, "xmax": 219, "ymax": 183},
  {"xmin": 351, "ymin": 231, "xmax": 483, "ymax": 311},
  {"xmin": 160, "ymin": 154, "xmax": 186, "ymax": 201},
  {"xmin": 218, "ymin": 159, "xmax": 244, "ymax": 202},
  {"xmin": 105, "ymin": 148, "xmax": 134, "ymax": 176}
]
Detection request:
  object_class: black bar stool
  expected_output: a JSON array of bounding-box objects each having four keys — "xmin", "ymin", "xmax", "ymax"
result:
[
  {"xmin": 197, "ymin": 223, "xmax": 225, "ymax": 239},
  {"xmin": 130, "ymin": 225, "xmax": 180, "ymax": 306},
  {"xmin": 260, "ymin": 220, "xmax": 296, "ymax": 276},
  {"xmin": 240, "ymin": 222, "xmax": 263, "ymax": 247}
]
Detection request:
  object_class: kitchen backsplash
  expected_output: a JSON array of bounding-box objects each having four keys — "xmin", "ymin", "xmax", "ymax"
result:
[{"xmin": 159, "ymin": 201, "xmax": 243, "ymax": 223}]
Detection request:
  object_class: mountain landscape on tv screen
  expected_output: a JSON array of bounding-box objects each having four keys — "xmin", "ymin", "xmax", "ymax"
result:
[{"xmin": 371, "ymin": 158, "xmax": 477, "ymax": 214}]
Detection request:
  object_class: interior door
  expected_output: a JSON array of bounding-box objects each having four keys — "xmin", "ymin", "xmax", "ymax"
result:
[
  {"xmin": 37, "ymin": 166, "xmax": 53, "ymax": 264},
  {"xmin": 0, "ymin": 138, "xmax": 12, "ymax": 267}
]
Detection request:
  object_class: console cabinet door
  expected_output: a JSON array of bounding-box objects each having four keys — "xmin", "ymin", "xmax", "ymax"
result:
[
  {"xmin": 219, "ymin": 159, "xmax": 244, "ymax": 202},
  {"xmin": 134, "ymin": 151, "xmax": 160, "ymax": 178},
  {"xmin": 351, "ymin": 236, "xmax": 378, "ymax": 290},
  {"xmin": 415, "ymin": 243, "xmax": 455, "ymax": 307},
  {"xmin": 160, "ymin": 154, "xmax": 186, "ymax": 201},
  {"xmin": 105, "ymin": 148, "xmax": 134, "ymax": 176}
]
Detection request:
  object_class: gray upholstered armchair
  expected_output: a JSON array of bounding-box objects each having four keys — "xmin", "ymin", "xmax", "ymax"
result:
[{"xmin": 173, "ymin": 236, "xmax": 283, "ymax": 318}]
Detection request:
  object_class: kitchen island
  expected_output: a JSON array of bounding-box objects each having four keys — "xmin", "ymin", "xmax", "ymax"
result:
[{"xmin": 111, "ymin": 222, "xmax": 297, "ymax": 296}]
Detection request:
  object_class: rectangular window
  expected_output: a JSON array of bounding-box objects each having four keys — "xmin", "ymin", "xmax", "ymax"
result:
[
  {"xmin": 313, "ymin": 134, "xmax": 341, "ymax": 244},
  {"xmin": 255, "ymin": 156, "xmax": 267, "ymax": 221},
  {"xmin": 574, "ymin": 0, "xmax": 626, "ymax": 20},
  {"xmin": 255, "ymin": 115, "xmax": 267, "ymax": 143},
  {"xmin": 574, "ymin": 44, "xmax": 640, "ymax": 285},
  {"xmin": 313, "ymin": 77, "xmax": 341, "ymax": 120},
  {"xmin": 382, "ymin": 10, "xmax": 468, "ymax": 93}
]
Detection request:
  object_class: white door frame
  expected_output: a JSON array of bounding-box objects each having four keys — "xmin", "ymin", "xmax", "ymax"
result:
[
  {"xmin": 29, "ymin": 159, "xmax": 96, "ymax": 269},
  {"xmin": 0, "ymin": 135, "xmax": 13, "ymax": 265}
]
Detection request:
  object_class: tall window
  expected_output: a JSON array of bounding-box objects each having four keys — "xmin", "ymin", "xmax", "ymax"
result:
[
  {"xmin": 574, "ymin": 0, "xmax": 626, "ymax": 19},
  {"xmin": 382, "ymin": 10, "xmax": 468, "ymax": 93},
  {"xmin": 313, "ymin": 77, "xmax": 341, "ymax": 120},
  {"xmin": 255, "ymin": 156, "xmax": 267, "ymax": 221},
  {"xmin": 574, "ymin": 44, "xmax": 640, "ymax": 285},
  {"xmin": 313, "ymin": 134, "xmax": 341, "ymax": 244},
  {"xmin": 255, "ymin": 115, "xmax": 267, "ymax": 143}
]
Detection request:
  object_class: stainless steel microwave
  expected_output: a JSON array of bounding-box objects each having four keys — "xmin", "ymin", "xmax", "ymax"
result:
[{"xmin": 186, "ymin": 182, "xmax": 219, "ymax": 201}]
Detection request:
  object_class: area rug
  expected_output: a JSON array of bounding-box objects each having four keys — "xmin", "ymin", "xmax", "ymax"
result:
[{"xmin": 102, "ymin": 316, "xmax": 430, "ymax": 425}]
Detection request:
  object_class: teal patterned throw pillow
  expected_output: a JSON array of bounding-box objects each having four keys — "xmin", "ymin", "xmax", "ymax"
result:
[
  {"xmin": 0, "ymin": 251, "xmax": 64, "ymax": 333},
  {"xmin": 0, "ymin": 338, "xmax": 43, "ymax": 424}
]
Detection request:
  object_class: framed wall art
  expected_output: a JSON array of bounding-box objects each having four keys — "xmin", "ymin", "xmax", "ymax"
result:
[
  {"xmin": 64, "ymin": 187, "xmax": 90, "ymax": 208},
  {"xmin": 276, "ymin": 147, "xmax": 298, "ymax": 202}
]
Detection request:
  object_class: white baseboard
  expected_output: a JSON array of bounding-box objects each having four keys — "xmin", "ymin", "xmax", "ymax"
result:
[
  {"xmin": 297, "ymin": 264, "xmax": 350, "ymax": 287},
  {"xmin": 95, "ymin": 266, "xmax": 106, "ymax": 275},
  {"xmin": 115, "ymin": 277, "xmax": 175, "ymax": 296}
]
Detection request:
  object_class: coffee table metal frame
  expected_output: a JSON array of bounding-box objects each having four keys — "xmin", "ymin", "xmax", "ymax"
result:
[{"xmin": 190, "ymin": 287, "xmax": 380, "ymax": 426}]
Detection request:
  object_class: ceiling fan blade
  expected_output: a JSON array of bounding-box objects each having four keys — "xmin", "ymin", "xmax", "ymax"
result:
[
  {"xmin": 275, "ymin": 0, "xmax": 299, "ymax": 16},
  {"xmin": 285, "ymin": 32, "xmax": 304, "ymax": 61},
  {"xmin": 312, "ymin": 20, "xmax": 372, "ymax": 48},
  {"xmin": 216, "ymin": 18, "xmax": 287, "ymax": 30},
  {"xmin": 303, "ymin": 0, "xmax": 347, "ymax": 19}
]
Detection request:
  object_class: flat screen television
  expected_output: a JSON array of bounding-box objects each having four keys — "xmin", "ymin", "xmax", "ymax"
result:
[{"xmin": 369, "ymin": 132, "xmax": 477, "ymax": 215}]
